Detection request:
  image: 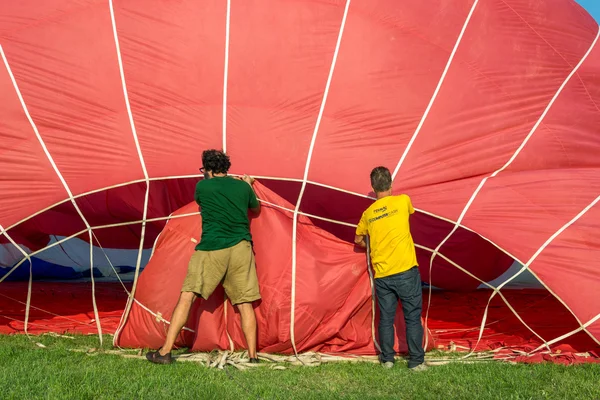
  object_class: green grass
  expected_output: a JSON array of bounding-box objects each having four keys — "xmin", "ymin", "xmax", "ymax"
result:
[{"xmin": 1, "ymin": 334, "xmax": 599, "ymax": 399}]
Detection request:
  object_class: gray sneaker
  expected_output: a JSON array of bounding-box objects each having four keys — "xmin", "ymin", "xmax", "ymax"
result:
[
  {"xmin": 382, "ymin": 361, "xmax": 394, "ymax": 369},
  {"xmin": 409, "ymin": 363, "xmax": 428, "ymax": 372}
]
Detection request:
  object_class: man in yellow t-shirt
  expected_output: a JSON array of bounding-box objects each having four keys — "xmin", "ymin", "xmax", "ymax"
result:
[{"xmin": 355, "ymin": 166, "xmax": 426, "ymax": 371}]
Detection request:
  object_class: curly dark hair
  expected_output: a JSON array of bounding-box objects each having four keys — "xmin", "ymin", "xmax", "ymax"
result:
[
  {"xmin": 370, "ymin": 166, "xmax": 392, "ymax": 193},
  {"xmin": 201, "ymin": 149, "xmax": 231, "ymax": 174}
]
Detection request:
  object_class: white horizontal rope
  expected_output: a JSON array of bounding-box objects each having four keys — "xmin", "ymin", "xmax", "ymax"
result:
[
  {"xmin": 2, "ymin": 173, "xmax": 508, "ymax": 260},
  {"xmin": 3, "ymin": 193, "xmax": 551, "ymax": 351},
  {"xmin": 391, "ymin": 0, "xmax": 480, "ymax": 180},
  {"xmin": 133, "ymin": 298, "xmax": 195, "ymax": 334},
  {"xmin": 1, "ymin": 212, "xmax": 204, "ymax": 283},
  {"xmin": 108, "ymin": 0, "xmax": 152, "ymax": 347},
  {"xmin": 3, "ymin": 182, "xmax": 587, "ymax": 352}
]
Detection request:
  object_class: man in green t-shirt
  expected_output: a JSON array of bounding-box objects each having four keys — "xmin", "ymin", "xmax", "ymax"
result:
[{"xmin": 147, "ymin": 149, "xmax": 262, "ymax": 364}]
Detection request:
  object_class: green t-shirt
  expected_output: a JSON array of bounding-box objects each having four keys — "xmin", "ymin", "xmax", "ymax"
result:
[{"xmin": 194, "ymin": 176, "xmax": 259, "ymax": 251}]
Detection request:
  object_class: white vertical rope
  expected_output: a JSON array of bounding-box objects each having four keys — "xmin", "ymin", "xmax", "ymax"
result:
[
  {"xmin": 0, "ymin": 228, "xmax": 34, "ymax": 342},
  {"xmin": 88, "ymin": 230, "xmax": 103, "ymax": 345},
  {"xmin": 222, "ymin": 1, "xmax": 233, "ymax": 351},
  {"xmin": 223, "ymin": 294, "xmax": 235, "ymax": 351},
  {"xmin": 222, "ymin": 0, "xmax": 231, "ymax": 152},
  {"xmin": 24, "ymin": 258, "xmax": 33, "ymax": 336},
  {"xmin": 423, "ymin": 26, "xmax": 600, "ymax": 350},
  {"xmin": 224, "ymin": 297, "xmax": 235, "ymax": 352},
  {"xmin": 290, "ymin": 0, "xmax": 351, "ymax": 356},
  {"xmin": 391, "ymin": 0, "xmax": 480, "ymax": 180},
  {"xmin": 2, "ymin": 173, "xmax": 497, "ymax": 253},
  {"xmin": 365, "ymin": 238, "xmax": 382, "ymax": 353},
  {"xmin": 108, "ymin": 0, "xmax": 152, "ymax": 346},
  {"xmin": 387, "ymin": 0, "xmax": 479, "ymax": 349}
]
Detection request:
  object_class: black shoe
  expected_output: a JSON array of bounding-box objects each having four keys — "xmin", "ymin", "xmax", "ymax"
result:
[
  {"xmin": 146, "ymin": 349, "xmax": 173, "ymax": 364},
  {"xmin": 249, "ymin": 357, "xmax": 260, "ymax": 364}
]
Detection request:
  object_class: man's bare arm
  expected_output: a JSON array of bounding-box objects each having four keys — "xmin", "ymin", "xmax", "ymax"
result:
[{"xmin": 354, "ymin": 235, "xmax": 367, "ymax": 248}]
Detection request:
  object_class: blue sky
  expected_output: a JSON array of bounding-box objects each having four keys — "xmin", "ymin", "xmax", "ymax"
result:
[{"xmin": 576, "ymin": 0, "xmax": 600, "ymax": 21}]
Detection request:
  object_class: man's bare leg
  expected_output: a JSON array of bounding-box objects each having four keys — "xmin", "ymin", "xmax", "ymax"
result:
[
  {"xmin": 159, "ymin": 291, "xmax": 197, "ymax": 355},
  {"xmin": 237, "ymin": 302, "xmax": 257, "ymax": 359}
]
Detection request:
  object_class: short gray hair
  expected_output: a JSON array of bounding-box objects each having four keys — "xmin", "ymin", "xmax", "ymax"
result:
[{"xmin": 370, "ymin": 166, "xmax": 392, "ymax": 193}]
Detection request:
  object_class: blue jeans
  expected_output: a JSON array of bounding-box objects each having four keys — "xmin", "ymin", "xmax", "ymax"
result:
[{"xmin": 375, "ymin": 266, "xmax": 425, "ymax": 368}]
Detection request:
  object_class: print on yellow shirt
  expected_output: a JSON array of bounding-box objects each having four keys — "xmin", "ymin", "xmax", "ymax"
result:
[{"xmin": 356, "ymin": 194, "xmax": 418, "ymax": 279}]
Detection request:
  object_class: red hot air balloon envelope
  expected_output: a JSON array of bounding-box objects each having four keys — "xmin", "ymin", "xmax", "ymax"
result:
[{"xmin": 1, "ymin": 0, "xmax": 599, "ymax": 364}]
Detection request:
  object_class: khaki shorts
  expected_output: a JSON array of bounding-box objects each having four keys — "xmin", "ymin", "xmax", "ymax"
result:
[{"xmin": 181, "ymin": 240, "xmax": 261, "ymax": 305}]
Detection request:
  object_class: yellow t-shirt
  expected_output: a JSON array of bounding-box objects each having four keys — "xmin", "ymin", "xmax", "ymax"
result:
[{"xmin": 356, "ymin": 194, "xmax": 418, "ymax": 279}]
